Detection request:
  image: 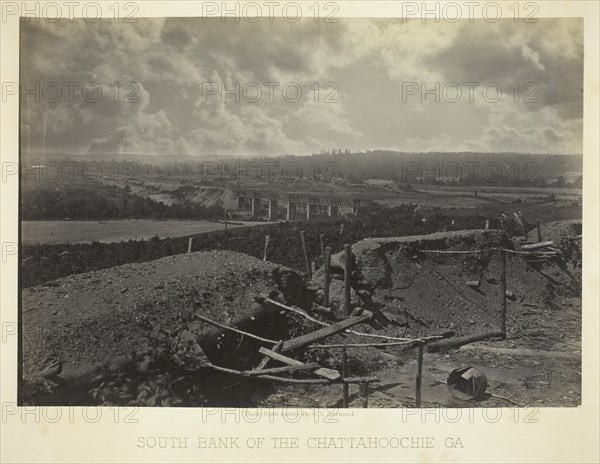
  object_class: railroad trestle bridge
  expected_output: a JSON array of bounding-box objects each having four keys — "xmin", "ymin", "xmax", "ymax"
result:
[{"xmin": 234, "ymin": 190, "xmax": 371, "ymax": 220}]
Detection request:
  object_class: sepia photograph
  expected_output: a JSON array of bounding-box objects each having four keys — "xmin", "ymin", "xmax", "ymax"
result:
[
  {"xmin": 18, "ymin": 14, "xmax": 585, "ymax": 408},
  {"xmin": 1, "ymin": 2, "xmax": 599, "ymax": 463}
]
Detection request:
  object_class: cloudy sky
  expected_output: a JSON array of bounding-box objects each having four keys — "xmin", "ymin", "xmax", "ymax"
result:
[{"xmin": 20, "ymin": 17, "xmax": 583, "ymax": 156}]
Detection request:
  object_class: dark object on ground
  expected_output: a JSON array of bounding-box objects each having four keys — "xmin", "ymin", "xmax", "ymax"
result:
[{"xmin": 447, "ymin": 367, "xmax": 488, "ymax": 400}]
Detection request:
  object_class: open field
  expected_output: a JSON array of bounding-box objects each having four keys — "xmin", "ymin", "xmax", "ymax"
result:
[{"xmin": 21, "ymin": 219, "xmax": 269, "ymax": 245}]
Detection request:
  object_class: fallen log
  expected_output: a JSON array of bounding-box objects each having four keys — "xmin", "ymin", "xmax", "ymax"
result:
[
  {"xmin": 459, "ymin": 344, "xmax": 580, "ymax": 360},
  {"xmin": 279, "ymin": 315, "xmax": 371, "ymax": 353},
  {"xmin": 258, "ymin": 347, "xmax": 340, "ymax": 380},
  {"xmin": 521, "ymin": 241, "xmax": 554, "ymax": 250},
  {"xmin": 247, "ymin": 362, "xmax": 321, "ymax": 376},
  {"xmin": 427, "ymin": 331, "xmax": 504, "ymax": 352},
  {"xmin": 258, "ymin": 295, "xmax": 412, "ymax": 342}
]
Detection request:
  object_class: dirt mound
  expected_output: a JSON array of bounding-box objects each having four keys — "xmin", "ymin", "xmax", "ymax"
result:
[
  {"xmin": 22, "ymin": 251, "xmax": 304, "ymax": 380},
  {"xmin": 527, "ymin": 219, "xmax": 581, "ymax": 244},
  {"xmin": 311, "ymin": 229, "xmax": 575, "ymax": 343},
  {"xmin": 185, "ymin": 187, "xmax": 237, "ymax": 209}
]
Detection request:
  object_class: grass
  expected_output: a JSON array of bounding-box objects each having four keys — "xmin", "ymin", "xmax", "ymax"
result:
[{"xmin": 21, "ymin": 219, "xmax": 265, "ymax": 245}]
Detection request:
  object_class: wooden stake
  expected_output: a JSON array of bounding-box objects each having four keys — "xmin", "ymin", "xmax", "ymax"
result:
[
  {"xmin": 300, "ymin": 231, "xmax": 311, "ymax": 277},
  {"xmin": 537, "ymin": 220, "xmax": 542, "ymax": 242},
  {"xmin": 324, "ymin": 247, "xmax": 331, "ymax": 307},
  {"xmin": 342, "ymin": 345, "xmax": 349, "ymax": 408},
  {"xmin": 319, "ymin": 233, "xmax": 326, "ymax": 266},
  {"xmin": 485, "ymin": 219, "xmax": 490, "ymax": 229},
  {"xmin": 360, "ymin": 382, "xmax": 369, "ymax": 408},
  {"xmin": 224, "ymin": 210, "xmax": 228, "ymax": 233},
  {"xmin": 344, "ymin": 244, "xmax": 352, "ymax": 316},
  {"xmin": 415, "ymin": 342, "xmax": 424, "ymax": 407},
  {"xmin": 500, "ymin": 249, "xmax": 507, "ymax": 339},
  {"xmin": 263, "ymin": 235, "xmax": 270, "ymax": 261},
  {"xmin": 311, "ymin": 261, "xmax": 316, "ymax": 274},
  {"xmin": 187, "ymin": 237, "xmax": 194, "ymax": 253}
]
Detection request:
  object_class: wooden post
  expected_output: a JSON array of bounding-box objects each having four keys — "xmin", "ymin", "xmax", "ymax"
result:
[
  {"xmin": 263, "ymin": 235, "xmax": 270, "ymax": 261},
  {"xmin": 187, "ymin": 237, "xmax": 194, "ymax": 253},
  {"xmin": 485, "ymin": 219, "xmax": 490, "ymax": 229},
  {"xmin": 224, "ymin": 210, "xmax": 228, "ymax": 233},
  {"xmin": 342, "ymin": 345, "xmax": 349, "ymax": 408},
  {"xmin": 360, "ymin": 382, "xmax": 369, "ymax": 408},
  {"xmin": 319, "ymin": 233, "xmax": 326, "ymax": 266},
  {"xmin": 300, "ymin": 231, "xmax": 311, "ymax": 277},
  {"xmin": 324, "ymin": 247, "xmax": 331, "ymax": 307},
  {"xmin": 537, "ymin": 220, "xmax": 542, "ymax": 242},
  {"xmin": 500, "ymin": 249, "xmax": 507, "ymax": 339},
  {"xmin": 344, "ymin": 244, "xmax": 352, "ymax": 316},
  {"xmin": 342, "ymin": 243, "xmax": 352, "ymax": 408},
  {"xmin": 415, "ymin": 342, "xmax": 424, "ymax": 407},
  {"xmin": 311, "ymin": 261, "xmax": 316, "ymax": 274}
]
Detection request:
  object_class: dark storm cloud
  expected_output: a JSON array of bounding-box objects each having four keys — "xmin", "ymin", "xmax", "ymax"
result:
[{"xmin": 19, "ymin": 17, "xmax": 583, "ymax": 156}]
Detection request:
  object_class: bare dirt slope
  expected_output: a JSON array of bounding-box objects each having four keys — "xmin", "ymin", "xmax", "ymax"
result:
[
  {"xmin": 23, "ymin": 225, "xmax": 582, "ymax": 408},
  {"xmin": 296, "ymin": 227, "xmax": 581, "ymax": 407},
  {"xmin": 22, "ymin": 251, "xmax": 299, "ymax": 380}
]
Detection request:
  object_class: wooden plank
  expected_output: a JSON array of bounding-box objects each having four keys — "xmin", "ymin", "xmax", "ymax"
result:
[
  {"xmin": 521, "ymin": 241, "xmax": 554, "ymax": 250},
  {"xmin": 259, "ymin": 347, "xmax": 304, "ymax": 365},
  {"xmin": 279, "ymin": 315, "xmax": 370, "ymax": 353},
  {"xmin": 255, "ymin": 340, "xmax": 282, "ymax": 371},
  {"xmin": 258, "ymin": 347, "xmax": 341, "ymax": 380}
]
